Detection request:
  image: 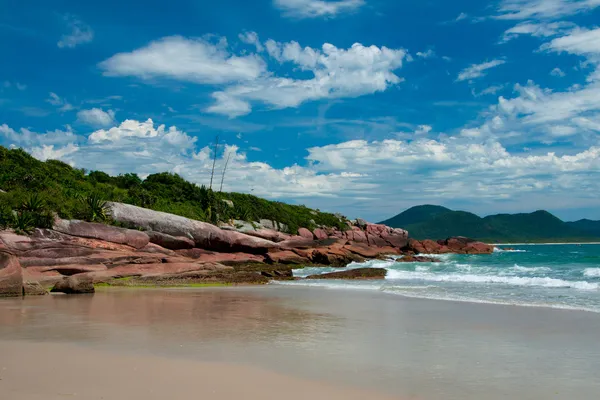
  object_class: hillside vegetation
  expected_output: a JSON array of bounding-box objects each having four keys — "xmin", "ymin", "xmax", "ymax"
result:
[
  {"xmin": 381, "ymin": 205, "xmax": 600, "ymax": 243},
  {"xmin": 0, "ymin": 146, "xmax": 347, "ymax": 234}
]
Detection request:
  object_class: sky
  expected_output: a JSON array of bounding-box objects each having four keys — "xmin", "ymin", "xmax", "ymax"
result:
[{"xmin": 1, "ymin": 0, "xmax": 600, "ymax": 222}]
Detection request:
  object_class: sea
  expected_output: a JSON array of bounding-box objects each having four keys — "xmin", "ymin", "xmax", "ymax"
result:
[{"xmin": 277, "ymin": 243, "xmax": 600, "ymax": 313}]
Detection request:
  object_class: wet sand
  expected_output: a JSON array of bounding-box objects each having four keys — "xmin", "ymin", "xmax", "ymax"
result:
[
  {"xmin": 0, "ymin": 340, "xmax": 399, "ymax": 400},
  {"xmin": 1, "ymin": 286, "xmax": 600, "ymax": 399}
]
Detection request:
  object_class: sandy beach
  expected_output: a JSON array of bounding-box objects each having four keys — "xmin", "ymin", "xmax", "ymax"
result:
[
  {"xmin": 0, "ymin": 340, "xmax": 399, "ymax": 400},
  {"xmin": 2, "ymin": 286, "xmax": 600, "ymax": 400}
]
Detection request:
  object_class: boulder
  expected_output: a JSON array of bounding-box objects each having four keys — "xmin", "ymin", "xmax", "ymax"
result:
[
  {"xmin": 106, "ymin": 202, "xmax": 278, "ymax": 254},
  {"xmin": 51, "ymin": 275, "xmax": 95, "ymax": 294},
  {"xmin": 344, "ymin": 243, "xmax": 400, "ymax": 258},
  {"xmin": 53, "ymin": 219, "xmax": 150, "ymax": 249},
  {"xmin": 298, "ymin": 228, "xmax": 313, "ymax": 239},
  {"xmin": 313, "ymin": 228, "xmax": 328, "ymax": 240},
  {"xmin": 398, "ymin": 255, "xmax": 441, "ymax": 263},
  {"xmin": 306, "ymin": 267, "xmax": 387, "ymax": 280},
  {"xmin": 0, "ymin": 251, "xmax": 23, "ymax": 297},
  {"xmin": 146, "ymin": 231, "xmax": 195, "ymax": 250},
  {"xmin": 355, "ymin": 218, "xmax": 368, "ymax": 228},
  {"xmin": 22, "ymin": 269, "xmax": 47, "ymax": 296}
]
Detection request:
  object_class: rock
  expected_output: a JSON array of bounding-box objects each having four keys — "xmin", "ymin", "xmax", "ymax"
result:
[
  {"xmin": 222, "ymin": 199, "xmax": 234, "ymax": 208},
  {"xmin": 53, "ymin": 219, "xmax": 150, "ymax": 249},
  {"xmin": 0, "ymin": 251, "xmax": 23, "ymax": 297},
  {"xmin": 244, "ymin": 229, "xmax": 290, "ymax": 243},
  {"xmin": 146, "ymin": 231, "xmax": 195, "ymax": 250},
  {"xmin": 313, "ymin": 228, "xmax": 328, "ymax": 240},
  {"xmin": 367, "ymin": 233, "xmax": 389, "ymax": 247},
  {"xmin": 106, "ymin": 202, "xmax": 279, "ymax": 254},
  {"xmin": 398, "ymin": 255, "xmax": 441, "ymax": 263},
  {"xmin": 306, "ymin": 268, "xmax": 387, "ymax": 280},
  {"xmin": 278, "ymin": 238, "xmax": 318, "ymax": 249},
  {"xmin": 0, "ymin": 189, "xmax": 6, "ymax": 194},
  {"xmin": 344, "ymin": 243, "xmax": 400, "ymax": 258},
  {"xmin": 51, "ymin": 275, "xmax": 95, "ymax": 294},
  {"xmin": 298, "ymin": 228, "xmax": 313, "ymax": 239},
  {"xmin": 22, "ymin": 269, "xmax": 47, "ymax": 296},
  {"xmin": 266, "ymin": 251, "xmax": 309, "ymax": 265},
  {"xmin": 407, "ymin": 237, "xmax": 492, "ymax": 255}
]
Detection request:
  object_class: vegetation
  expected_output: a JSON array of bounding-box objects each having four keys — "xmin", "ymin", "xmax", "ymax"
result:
[
  {"xmin": 0, "ymin": 146, "xmax": 347, "ymax": 234},
  {"xmin": 380, "ymin": 205, "xmax": 600, "ymax": 243}
]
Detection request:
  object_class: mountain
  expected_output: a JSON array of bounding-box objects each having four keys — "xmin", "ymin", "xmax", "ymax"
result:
[{"xmin": 380, "ymin": 206, "xmax": 600, "ymax": 243}]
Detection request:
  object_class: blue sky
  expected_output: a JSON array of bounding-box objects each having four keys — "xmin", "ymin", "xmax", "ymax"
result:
[{"xmin": 2, "ymin": 0, "xmax": 600, "ymax": 222}]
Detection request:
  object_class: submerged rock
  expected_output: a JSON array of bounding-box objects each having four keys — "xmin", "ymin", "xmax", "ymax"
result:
[
  {"xmin": 306, "ymin": 267, "xmax": 387, "ymax": 280},
  {"xmin": 51, "ymin": 275, "xmax": 95, "ymax": 294}
]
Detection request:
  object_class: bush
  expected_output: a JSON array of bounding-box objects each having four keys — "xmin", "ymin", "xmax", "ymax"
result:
[{"xmin": 0, "ymin": 145, "xmax": 349, "ymax": 233}]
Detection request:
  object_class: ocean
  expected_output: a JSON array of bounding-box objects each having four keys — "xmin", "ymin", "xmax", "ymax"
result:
[{"xmin": 277, "ymin": 243, "xmax": 600, "ymax": 313}]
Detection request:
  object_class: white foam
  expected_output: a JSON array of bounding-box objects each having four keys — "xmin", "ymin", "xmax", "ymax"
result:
[
  {"xmin": 272, "ymin": 280, "xmax": 380, "ymax": 291},
  {"xmin": 583, "ymin": 268, "xmax": 600, "ymax": 277},
  {"xmin": 385, "ymin": 270, "xmax": 599, "ymax": 290},
  {"xmin": 494, "ymin": 248, "xmax": 528, "ymax": 253},
  {"xmin": 510, "ymin": 264, "xmax": 552, "ymax": 274}
]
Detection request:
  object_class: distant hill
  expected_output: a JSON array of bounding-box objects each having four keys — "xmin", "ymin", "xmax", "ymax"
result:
[
  {"xmin": 566, "ymin": 219, "xmax": 600, "ymax": 237},
  {"xmin": 380, "ymin": 206, "xmax": 600, "ymax": 243}
]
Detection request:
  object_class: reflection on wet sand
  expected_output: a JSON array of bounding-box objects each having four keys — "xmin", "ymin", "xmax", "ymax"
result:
[{"xmin": 0, "ymin": 288, "xmax": 337, "ymax": 346}]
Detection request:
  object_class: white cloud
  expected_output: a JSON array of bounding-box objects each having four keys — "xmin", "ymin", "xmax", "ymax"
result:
[
  {"xmin": 0, "ymin": 123, "xmax": 78, "ymax": 149},
  {"xmin": 238, "ymin": 31, "xmax": 264, "ymax": 52},
  {"xmin": 455, "ymin": 12, "xmax": 468, "ymax": 21},
  {"xmin": 57, "ymin": 15, "xmax": 94, "ymax": 49},
  {"xmin": 46, "ymin": 92, "xmax": 74, "ymax": 112},
  {"xmin": 495, "ymin": 0, "xmax": 600, "ymax": 20},
  {"xmin": 208, "ymin": 41, "xmax": 407, "ymax": 117},
  {"xmin": 273, "ymin": 0, "xmax": 365, "ymax": 19},
  {"xmin": 3, "ymin": 117, "xmax": 600, "ymax": 220},
  {"xmin": 551, "ymin": 67, "xmax": 566, "ymax": 77},
  {"xmin": 501, "ymin": 21, "xmax": 575, "ymax": 43},
  {"xmin": 76, "ymin": 108, "xmax": 116, "ymax": 128},
  {"xmin": 472, "ymin": 84, "xmax": 506, "ymax": 97},
  {"xmin": 457, "ymin": 59, "xmax": 506, "ymax": 82},
  {"xmin": 99, "ymin": 36, "xmax": 267, "ymax": 84},
  {"xmin": 415, "ymin": 125, "xmax": 432, "ymax": 134},
  {"xmin": 416, "ymin": 49, "xmax": 436, "ymax": 59}
]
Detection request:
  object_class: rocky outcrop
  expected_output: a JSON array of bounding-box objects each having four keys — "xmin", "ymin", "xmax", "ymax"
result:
[
  {"xmin": 406, "ymin": 237, "xmax": 493, "ymax": 255},
  {"xmin": 0, "ymin": 250, "xmax": 23, "ymax": 297},
  {"xmin": 0, "ymin": 203, "xmax": 496, "ymax": 295},
  {"xmin": 306, "ymin": 268, "xmax": 387, "ymax": 280}
]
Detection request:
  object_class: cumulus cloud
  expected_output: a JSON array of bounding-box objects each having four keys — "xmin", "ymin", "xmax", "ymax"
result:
[
  {"xmin": 99, "ymin": 34, "xmax": 408, "ymax": 118},
  {"xmin": 273, "ymin": 0, "xmax": 365, "ymax": 19},
  {"xmin": 551, "ymin": 67, "xmax": 566, "ymax": 77},
  {"xmin": 457, "ymin": 59, "xmax": 506, "ymax": 82},
  {"xmin": 99, "ymin": 36, "xmax": 267, "ymax": 84},
  {"xmin": 76, "ymin": 108, "xmax": 116, "ymax": 128},
  {"xmin": 238, "ymin": 31, "xmax": 264, "ymax": 52},
  {"xmin": 57, "ymin": 15, "xmax": 93, "ymax": 48},
  {"xmin": 208, "ymin": 41, "xmax": 408, "ymax": 117},
  {"xmin": 3, "ymin": 117, "xmax": 600, "ymax": 220}
]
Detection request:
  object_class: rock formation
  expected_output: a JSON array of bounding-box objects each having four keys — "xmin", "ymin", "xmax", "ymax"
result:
[{"xmin": 0, "ymin": 202, "xmax": 494, "ymax": 296}]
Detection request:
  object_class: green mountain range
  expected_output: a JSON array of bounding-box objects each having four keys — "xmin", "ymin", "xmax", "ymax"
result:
[{"xmin": 380, "ymin": 205, "xmax": 600, "ymax": 243}]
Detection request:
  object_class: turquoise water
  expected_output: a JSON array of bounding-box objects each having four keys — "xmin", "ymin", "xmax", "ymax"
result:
[{"xmin": 277, "ymin": 244, "xmax": 600, "ymax": 313}]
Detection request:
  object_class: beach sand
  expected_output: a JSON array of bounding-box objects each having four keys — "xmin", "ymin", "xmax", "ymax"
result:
[
  {"xmin": 0, "ymin": 340, "xmax": 400, "ymax": 400},
  {"xmin": 1, "ymin": 286, "xmax": 600, "ymax": 399}
]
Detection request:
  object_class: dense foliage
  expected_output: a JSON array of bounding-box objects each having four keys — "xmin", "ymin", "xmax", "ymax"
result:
[
  {"xmin": 0, "ymin": 146, "xmax": 347, "ymax": 234},
  {"xmin": 381, "ymin": 205, "xmax": 600, "ymax": 243}
]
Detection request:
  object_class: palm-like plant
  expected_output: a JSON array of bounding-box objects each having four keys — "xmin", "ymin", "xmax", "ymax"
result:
[
  {"xmin": 13, "ymin": 212, "xmax": 35, "ymax": 234},
  {"xmin": 22, "ymin": 193, "xmax": 45, "ymax": 213},
  {"xmin": 84, "ymin": 194, "xmax": 108, "ymax": 222}
]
